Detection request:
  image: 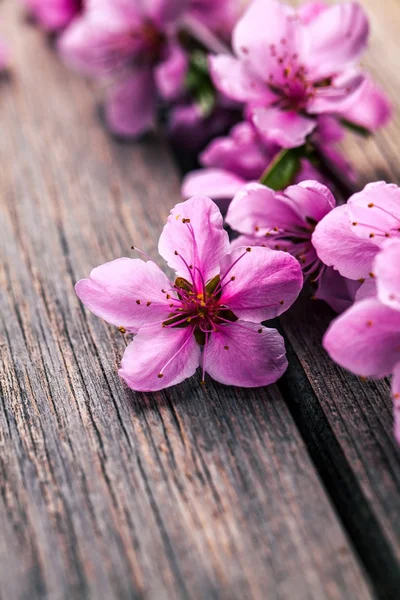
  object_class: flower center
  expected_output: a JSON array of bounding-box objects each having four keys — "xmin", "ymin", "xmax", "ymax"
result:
[{"xmin": 161, "ymin": 274, "xmax": 237, "ymax": 344}]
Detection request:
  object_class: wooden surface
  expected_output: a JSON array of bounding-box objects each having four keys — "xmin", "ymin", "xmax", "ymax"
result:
[{"xmin": 0, "ymin": 0, "xmax": 399, "ymax": 598}]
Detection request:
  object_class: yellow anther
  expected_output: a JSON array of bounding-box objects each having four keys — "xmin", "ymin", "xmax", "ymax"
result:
[
  {"xmin": 368, "ymin": 203, "xmax": 374, "ymax": 208},
  {"xmin": 118, "ymin": 326, "xmax": 126, "ymax": 334}
]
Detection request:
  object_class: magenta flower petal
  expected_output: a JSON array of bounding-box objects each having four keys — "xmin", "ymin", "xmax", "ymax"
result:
[
  {"xmin": 75, "ymin": 258, "xmax": 172, "ymax": 332},
  {"xmin": 203, "ymin": 322, "xmax": 288, "ymax": 387},
  {"xmin": 58, "ymin": 6, "xmax": 142, "ymax": 75},
  {"xmin": 155, "ymin": 43, "xmax": 188, "ymax": 101},
  {"xmin": 348, "ymin": 182, "xmax": 400, "ymax": 244},
  {"xmin": 283, "ymin": 180, "xmax": 336, "ymax": 223},
  {"xmin": 314, "ymin": 267, "xmax": 361, "ymax": 314},
  {"xmin": 251, "ymin": 106, "xmax": 316, "ymax": 149},
  {"xmin": 355, "ymin": 277, "xmax": 377, "ymax": 302},
  {"xmin": 312, "ymin": 205, "xmax": 379, "ymax": 279},
  {"xmin": 181, "ymin": 169, "xmax": 246, "ymax": 202},
  {"xmin": 392, "ymin": 363, "xmax": 400, "ymax": 445},
  {"xmin": 374, "ymin": 239, "xmax": 400, "ymax": 311},
  {"xmin": 323, "ymin": 298, "xmax": 400, "ymax": 378},
  {"xmin": 158, "ymin": 196, "xmax": 230, "ymax": 286},
  {"xmin": 119, "ymin": 326, "xmax": 201, "ymax": 391},
  {"xmin": 141, "ymin": 0, "xmax": 188, "ymax": 26},
  {"xmin": 209, "ymin": 55, "xmax": 271, "ymax": 103},
  {"xmin": 105, "ymin": 70, "xmax": 156, "ymax": 137},
  {"xmin": 232, "ymin": 0, "xmax": 298, "ymax": 83},
  {"xmin": 23, "ymin": 0, "xmax": 81, "ymax": 31},
  {"xmin": 219, "ymin": 246, "xmax": 303, "ymax": 322},
  {"xmin": 339, "ymin": 75, "xmax": 392, "ymax": 131},
  {"xmin": 200, "ymin": 122, "xmax": 274, "ymax": 180},
  {"xmin": 226, "ymin": 183, "xmax": 303, "ymax": 237},
  {"xmin": 303, "ymin": 2, "xmax": 369, "ymax": 80}
]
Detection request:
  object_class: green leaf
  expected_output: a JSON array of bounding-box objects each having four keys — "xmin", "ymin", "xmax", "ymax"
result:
[
  {"xmin": 340, "ymin": 119, "xmax": 371, "ymax": 137},
  {"xmin": 259, "ymin": 148, "xmax": 303, "ymax": 191}
]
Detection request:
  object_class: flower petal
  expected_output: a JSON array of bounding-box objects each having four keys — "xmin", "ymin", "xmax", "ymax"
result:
[
  {"xmin": 226, "ymin": 182, "xmax": 303, "ymax": 236},
  {"xmin": 209, "ymin": 54, "xmax": 271, "ymax": 103},
  {"xmin": 374, "ymin": 239, "xmax": 400, "ymax": 311},
  {"xmin": 312, "ymin": 205, "xmax": 379, "ymax": 279},
  {"xmin": 158, "ymin": 196, "xmax": 230, "ymax": 287},
  {"xmin": 203, "ymin": 322, "xmax": 287, "ymax": 387},
  {"xmin": 314, "ymin": 267, "xmax": 360, "ymax": 314},
  {"xmin": 323, "ymin": 298, "xmax": 400, "ymax": 378},
  {"xmin": 233, "ymin": 0, "xmax": 299, "ymax": 84},
  {"xmin": 200, "ymin": 121, "xmax": 273, "ymax": 180},
  {"xmin": 219, "ymin": 246, "xmax": 303, "ymax": 322},
  {"xmin": 348, "ymin": 182, "xmax": 400, "ymax": 244},
  {"xmin": 105, "ymin": 70, "xmax": 156, "ymax": 137},
  {"xmin": 251, "ymin": 106, "xmax": 316, "ymax": 149},
  {"xmin": 283, "ymin": 180, "xmax": 336, "ymax": 223},
  {"xmin": 119, "ymin": 326, "xmax": 201, "ymax": 391},
  {"xmin": 339, "ymin": 75, "xmax": 392, "ymax": 131},
  {"xmin": 75, "ymin": 258, "xmax": 172, "ymax": 332},
  {"xmin": 155, "ymin": 42, "xmax": 188, "ymax": 101},
  {"xmin": 58, "ymin": 6, "xmax": 142, "ymax": 75},
  {"xmin": 181, "ymin": 169, "xmax": 246, "ymax": 201},
  {"xmin": 392, "ymin": 362, "xmax": 400, "ymax": 445},
  {"xmin": 303, "ymin": 2, "xmax": 369, "ymax": 80}
]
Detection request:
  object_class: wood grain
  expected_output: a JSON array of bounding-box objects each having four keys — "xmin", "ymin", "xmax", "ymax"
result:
[{"xmin": 0, "ymin": 2, "xmax": 373, "ymax": 599}]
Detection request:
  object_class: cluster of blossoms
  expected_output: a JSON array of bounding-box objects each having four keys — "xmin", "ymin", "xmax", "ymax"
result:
[
  {"xmin": 23, "ymin": 0, "xmax": 391, "ymax": 188},
  {"xmin": 41, "ymin": 0, "xmax": 397, "ymax": 443}
]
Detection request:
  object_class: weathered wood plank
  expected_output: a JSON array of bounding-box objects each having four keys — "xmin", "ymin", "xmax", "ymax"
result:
[{"xmin": 0, "ymin": 2, "xmax": 371, "ymax": 599}]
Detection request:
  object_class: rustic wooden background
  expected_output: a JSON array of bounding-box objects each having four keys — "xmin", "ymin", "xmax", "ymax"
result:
[{"xmin": 1, "ymin": 0, "xmax": 400, "ymax": 598}]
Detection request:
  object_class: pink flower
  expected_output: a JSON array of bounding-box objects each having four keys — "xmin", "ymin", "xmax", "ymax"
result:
[
  {"xmin": 323, "ymin": 239, "xmax": 400, "ymax": 444},
  {"xmin": 59, "ymin": 0, "xmax": 190, "ymax": 137},
  {"xmin": 225, "ymin": 180, "xmax": 359, "ymax": 312},
  {"xmin": 23, "ymin": 0, "xmax": 83, "ymax": 31},
  {"xmin": 313, "ymin": 182, "xmax": 400, "ymax": 299},
  {"xmin": 209, "ymin": 0, "xmax": 391, "ymax": 149},
  {"xmin": 75, "ymin": 196, "xmax": 303, "ymax": 391}
]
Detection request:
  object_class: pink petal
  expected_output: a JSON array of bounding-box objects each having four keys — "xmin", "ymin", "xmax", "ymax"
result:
[
  {"xmin": 283, "ymin": 180, "xmax": 336, "ymax": 223},
  {"xmin": 200, "ymin": 121, "xmax": 273, "ymax": 180},
  {"xmin": 219, "ymin": 246, "xmax": 303, "ymax": 322},
  {"xmin": 141, "ymin": 0, "xmax": 188, "ymax": 26},
  {"xmin": 298, "ymin": 2, "xmax": 329, "ymax": 25},
  {"xmin": 312, "ymin": 205, "xmax": 379, "ymax": 279},
  {"xmin": 307, "ymin": 71, "xmax": 365, "ymax": 114},
  {"xmin": 339, "ymin": 75, "xmax": 392, "ymax": 131},
  {"xmin": 229, "ymin": 234, "xmax": 262, "ymax": 252},
  {"xmin": 232, "ymin": 0, "xmax": 299, "ymax": 84},
  {"xmin": 323, "ymin": 298, "xmax": 400, "ymax": 378},
  {"xmin": 374, "ymin": 239, "xmax": 400, "ymax": 311},
  {"xmin": 119, "ymin": 326, "xmax": 201, "ymax": 391},
  {"xmin": 355, "ymin": 277, "xmax": 377, "ymax": 302},
  {"xmin": 155, "ymin": 42, "xmax": 188, "ymax": 101},
  {"xmin": 348, "ymin": 182, "xmax": 400, "ymax": 244},
  {"xmin": 105, "ymin": 70, "xmax": 156, "ymax": 137},
  {"xmin": 58, "ymin": 6, "xmax": 142, "ymax": 75},
  {"xmin": 303, "ymin": 2, "xmax": 369, "ymax": 80},
  {"xmin": 209, "ymin": 55, "xmax": 270, "ymax": 103},
  {"xmin": 203, "ymin": 322, "xmax": 288, "ymax": 387},
  {"xmin": 181, "ymin": 169, "xmax": 246, "ymax": 201},
  {"xmin": 392, "ymin": 363, "xmax": 400, "ymax": 445},
  {"xmin": 158, "ymin": 196, "xmax": 230, "ymax": 287},
  {"xmin": 75, "ymin": 258, "xmax": 172, "ymax": 332},
  {"xmin": 24, "ymin": 0, "xmax": 80, "ymax": 30},
  {"xmin": 251, "ymin": 106, "xmax": 316, "ymax": 149},
  {"xmin": 314, "ymin": 267, "xmax": 361, "ymax": 314},
  {"xmin": 226, "ymin": 182, "xmax": 303, "ymax": 236}
]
